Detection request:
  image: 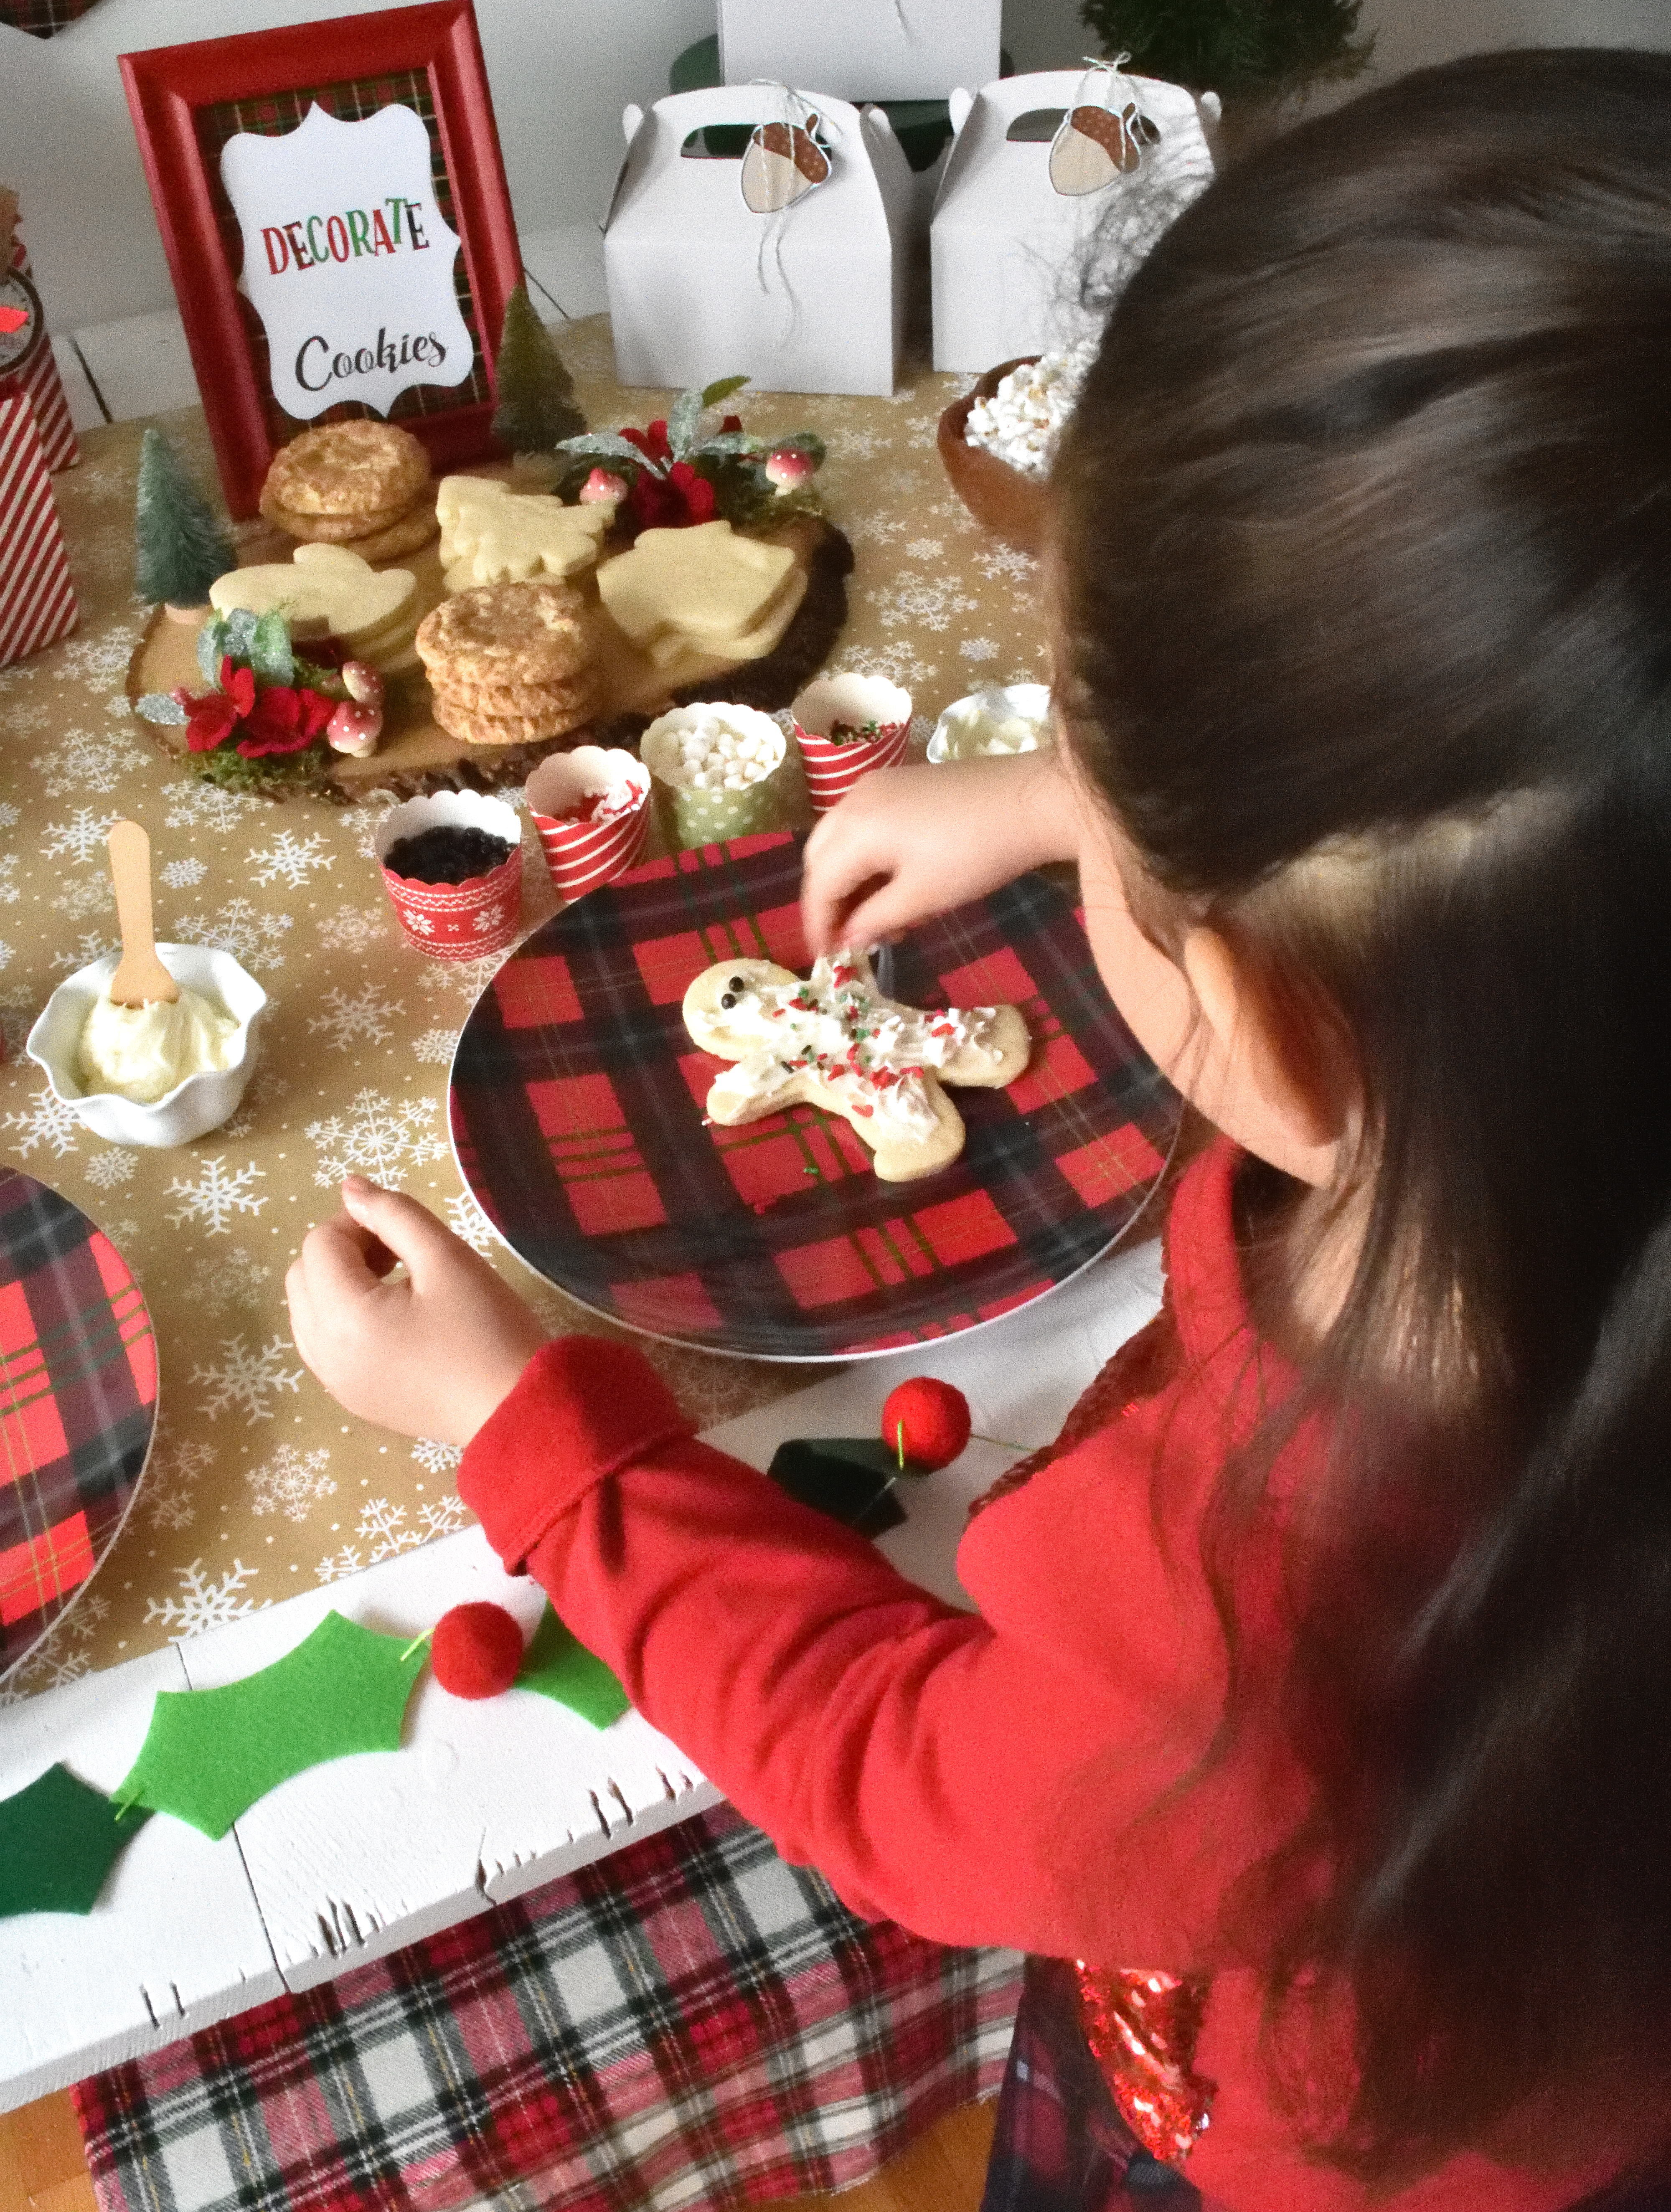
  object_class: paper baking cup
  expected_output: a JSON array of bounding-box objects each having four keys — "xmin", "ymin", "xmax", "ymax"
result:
[
  {"xmin": 526, "ymin": 746, "xmax": 652, "ymax": 902},
  {"xmin": 641, "ymin": 705, "xmax": 788, "ymax": 850},
  {"xmin": 375, "ymin": 791, "xmax": 524, "ymax": 960},
  {"xmin": 791, "ymin": 673, "xmax": 913, "ymax": 813}
]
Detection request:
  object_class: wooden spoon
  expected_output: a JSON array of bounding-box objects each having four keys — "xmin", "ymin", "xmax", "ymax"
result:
[{"xmin": 106, "ymin": 821, "xmax": 179, "ymax": 1008}]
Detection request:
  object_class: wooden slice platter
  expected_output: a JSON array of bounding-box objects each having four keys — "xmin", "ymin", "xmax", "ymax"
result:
[{"xmin": 127, "ymin": 484, "xmax": 852, "ymax": 804}]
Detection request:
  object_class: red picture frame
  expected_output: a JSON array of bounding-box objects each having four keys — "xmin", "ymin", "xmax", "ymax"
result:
[{"xmin": 121, "ymin": 1, "xmax": 521, "ymax": 517}]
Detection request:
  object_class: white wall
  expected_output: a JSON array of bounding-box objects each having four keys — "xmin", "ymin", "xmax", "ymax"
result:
[{"xmin": 4, "ymin": 0, "xmax": 1669, "ymax": 335}]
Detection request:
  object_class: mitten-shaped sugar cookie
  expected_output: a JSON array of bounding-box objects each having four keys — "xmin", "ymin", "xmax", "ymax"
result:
[{"xmin": 683, "ymin": 952, "xmax": 1029, "ymax": 1183}]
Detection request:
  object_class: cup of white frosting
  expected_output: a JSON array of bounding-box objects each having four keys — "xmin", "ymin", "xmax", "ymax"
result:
[{"xmin": 27, "ymin": 944, "xmax": 267, "ymax": 1147}]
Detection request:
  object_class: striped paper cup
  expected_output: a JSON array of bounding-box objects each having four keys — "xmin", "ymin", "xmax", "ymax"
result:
[
  {"xmin": 375, "ymin": 791, "xmax": 524, "ymax": 960},
  {"xmin": 791, "ymin": 674, "xmax": 912, "ymax": 812},
  {"xmin": 526, "ymin": 747, "xmax": 652, "ymax": 902}
]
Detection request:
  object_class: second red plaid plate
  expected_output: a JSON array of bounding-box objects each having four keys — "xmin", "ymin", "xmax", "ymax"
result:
[
  {"xmin": 0, "ymin": 1169, "xmax": 157, "ymax": 1680},
  {"xmin": 449, "ymin": 833, "xmax": 1181, "ymax": 1359}
]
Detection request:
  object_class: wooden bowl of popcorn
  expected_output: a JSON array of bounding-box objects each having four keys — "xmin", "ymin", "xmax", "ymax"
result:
[{"xmin": 937, "ymin": 357, "xmax": 1049, "ymax": 556}]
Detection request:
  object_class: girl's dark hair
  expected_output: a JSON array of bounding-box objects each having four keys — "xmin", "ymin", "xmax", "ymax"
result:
[{"xmin": 1054, "ymin": 48, "xmax": 1671, "ymax": 2186}]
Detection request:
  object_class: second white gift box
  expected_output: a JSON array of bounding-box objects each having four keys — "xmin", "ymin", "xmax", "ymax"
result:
[
  {"xmin": 605, "ymin": 89, "xmax": 913, "ymax": 397},
  {"xmin": 718, "ymin": 0, "xmax": 999, "ymax": 104}
]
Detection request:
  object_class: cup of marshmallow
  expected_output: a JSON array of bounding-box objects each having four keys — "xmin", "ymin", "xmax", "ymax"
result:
[{"xmin": 640, "ymin": 703, "xmax": 788, "ymax": 849}]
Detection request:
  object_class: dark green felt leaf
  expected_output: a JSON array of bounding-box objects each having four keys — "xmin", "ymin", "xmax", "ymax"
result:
[
  {"xmin": 0, "ymin": 1764, "xmax": 151, "ymax": 1919},
  {"xmin": 116, "ymin": 1610, "xmax": 427, "ymax": 1839},
  {"xmin": 767, "ymin": 1438, "xmax": 907, "ymax": 1535},
  {"xmin": 516, "ymin": 1606, "xmax": 630, "ymax": 1729}
]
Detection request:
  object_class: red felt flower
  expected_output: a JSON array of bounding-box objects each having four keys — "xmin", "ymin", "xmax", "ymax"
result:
[
  {"xmin": 721, "ymin": 413, "xmax": 742, "ymax": 433},
  {"xmin": 618, "ymin": 419, "xmax": 673, "ymax": 470},
  {"xmin": 235, "ymin": 685, "xmax": 335, "ymax": 758},
  {"xmin": 628, "ymin": 458, "xmax": 717, "ymax": 532}
]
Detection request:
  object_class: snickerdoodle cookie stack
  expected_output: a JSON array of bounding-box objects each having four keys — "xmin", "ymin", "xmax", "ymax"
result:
[
  {"xmin": 259, "ymin": 421, "xmax": 439, "ymax": 560},
  {"xmin": 414, "ymin": 578, "xmax": 599, "ymax": 746}
]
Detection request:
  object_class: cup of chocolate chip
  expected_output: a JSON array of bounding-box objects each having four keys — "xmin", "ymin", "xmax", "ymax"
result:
[{"xmin": 374, "ymin": 792, "xmax": 524, "ymax": 959}]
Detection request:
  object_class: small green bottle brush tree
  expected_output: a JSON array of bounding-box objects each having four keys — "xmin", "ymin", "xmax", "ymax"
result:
[{"xmin": 1080, "ymin": 0, "xmax": 1373, "ymax": 97}]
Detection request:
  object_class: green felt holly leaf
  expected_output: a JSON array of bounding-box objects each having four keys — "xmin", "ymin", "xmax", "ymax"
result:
[
  {"xmin": 0, "ymin": 1764, "xmax": 151, "ymax": 1919},
  {"xmin": 767, "ymin": 1437, "xmax": 907, "ymax": 1536},
  {"xmin": 116, "ymin": 1610, "xmax": 427, "ymax": 1840},
  {"xmin": 516, "ymin": 1606, "xmax": 629, "ymax": 1729}
]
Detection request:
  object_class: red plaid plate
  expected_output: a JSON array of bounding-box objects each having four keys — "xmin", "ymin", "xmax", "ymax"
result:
[
  {"xmin": 0, "ymin": 1169, "xmax": 157, "ymax": 1680},
  {"xmin": 449, "ymin": 833, "xmax": 1180, "ymax": 1359}
]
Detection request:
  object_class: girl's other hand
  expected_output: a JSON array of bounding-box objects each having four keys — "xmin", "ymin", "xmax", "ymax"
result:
[
  {"xmin": 801, "ymin": 753, "xmax": 1084, "ymax": 956},
  {"xmin": 286, "ymin": 1178, "xmax": 550, "ymax": 1444}
]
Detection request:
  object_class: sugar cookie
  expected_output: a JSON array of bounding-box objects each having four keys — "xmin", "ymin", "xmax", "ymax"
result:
[
  {"xmin": 436, "ymin": 476, "xmax": 609, "ymax": 588},
  {"xmin": 598, "ymin": 521, "xmax": 799, "ymax": 652},
  {"xmin": 209, "ymin": 543, "xmax": 416, "ymax": 648},
  {"xmin": 683, "ymin": 951, "xmax": 1031, "ymax": 1183}
]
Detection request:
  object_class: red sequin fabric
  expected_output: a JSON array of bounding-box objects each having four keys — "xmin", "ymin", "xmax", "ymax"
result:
[{"xmin": 1074, "ymin": 1962, "xmax": 1216, "ymax": 2164}]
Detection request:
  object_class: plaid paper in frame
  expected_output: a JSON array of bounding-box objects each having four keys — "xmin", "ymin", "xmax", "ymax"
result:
[
  {"xmin": 449, "ymin": 833, "xmax": 1181, "ymax": 1359},
  {"xmin": 192, "ymin": 67, "xmax": 492, "ymax": 453},
  {"xmin": 0, "ymin": 1169, "xmax": 157, "ymax": 1679},
  {"xmin": 0, "ymin": 0, "xmax": 101, "ymax": 33},
  {"xmin": 73, "ymin": 1803, "xmax": 1023, "ymax": 2212}
]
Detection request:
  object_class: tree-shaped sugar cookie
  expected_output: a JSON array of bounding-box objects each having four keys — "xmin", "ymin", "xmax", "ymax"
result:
[
  {"xmin": 683, "ymin": 952, "xmax": 1030, "ymax": 1181},
  {"xmin": 436, "ymin": 476, "xmax": 611, "ymax": 591}
]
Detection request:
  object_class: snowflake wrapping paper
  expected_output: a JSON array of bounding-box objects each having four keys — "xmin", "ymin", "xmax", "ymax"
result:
[{"xmin": 0, "ymin": 316, "xmax": 1051, "ymax": 1692}]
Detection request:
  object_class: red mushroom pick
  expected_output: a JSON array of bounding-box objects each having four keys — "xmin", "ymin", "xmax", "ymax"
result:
[
  {"xmin": 881, "ymin": 1377, "xmax": 972, "ymax": 1472},
  {"xmin": 432, "ymin": 1601, "xmax": 526, "ymax": 1699}
]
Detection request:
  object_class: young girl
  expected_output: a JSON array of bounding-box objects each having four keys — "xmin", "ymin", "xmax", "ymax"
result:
[{"xmin": 286, "ymin": 49, "xmax": 1671, "ymax": 2212}]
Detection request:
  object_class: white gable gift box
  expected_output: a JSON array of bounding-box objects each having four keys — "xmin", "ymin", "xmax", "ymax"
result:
[
  {"xmin": 718, "ymin": 0, "xmax": 1000, "ymax": 104},
  {"xmin": 605, "ymin": 89, "xmax": 913, "ymax": 397},
  {"xmin": 930, "ymin": 67, "xmax": 1220, "ymax": 373}
]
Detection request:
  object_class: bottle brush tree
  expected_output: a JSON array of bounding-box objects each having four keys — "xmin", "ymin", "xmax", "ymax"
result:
[
  {"xmin": 134, "ymin": 427, "xmax": 236, "ymax": 611},
  {"xmin": 1080, "ymin": 0, "xmax": 1373, "ymax": 97},
  {"xmin": 491, "ymin": 282, "xmax": 586, "ymax": 457}
]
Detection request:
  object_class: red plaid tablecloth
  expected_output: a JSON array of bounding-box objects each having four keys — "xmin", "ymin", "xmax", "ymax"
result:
[{"xmin": 72, "ymin": 1805, "xmax": 1023, "ymax": 2212}]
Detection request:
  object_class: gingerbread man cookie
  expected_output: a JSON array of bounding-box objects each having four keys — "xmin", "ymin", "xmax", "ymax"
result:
[{"xmin": 683, "ymin": 952, "xmax": 1030, "ymax": 1182}]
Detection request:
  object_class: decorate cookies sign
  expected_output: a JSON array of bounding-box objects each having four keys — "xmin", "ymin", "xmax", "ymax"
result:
[
  {"xmin": 221, "ymin": 102, "xmax": 474, "ymax": 422},
  {"xmin": 121, "ymin": 2, "xmax": 521, "ymax": 516}
]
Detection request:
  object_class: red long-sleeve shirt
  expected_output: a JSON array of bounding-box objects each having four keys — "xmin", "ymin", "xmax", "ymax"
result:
[{"xmin": 459, "ymin": 1143, "xmax": 1622, "ymax": 2212}]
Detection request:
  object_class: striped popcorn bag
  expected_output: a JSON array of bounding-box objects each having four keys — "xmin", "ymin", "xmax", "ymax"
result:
[
  {"xmin": 1, "ymin": 187, "xmax": 78, "ymax": 472},
  {"xmin": 0, "ymin": 393, "xmax": 77, "ymax": 666}
]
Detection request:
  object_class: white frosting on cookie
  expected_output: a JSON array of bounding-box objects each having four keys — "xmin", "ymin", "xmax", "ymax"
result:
[{"xmin": 705, "ymin": 953, "xmax": 1000, "ymax": 1139}]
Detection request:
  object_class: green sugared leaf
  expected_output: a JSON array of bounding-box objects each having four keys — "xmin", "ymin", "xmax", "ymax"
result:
[
  {"xmin": 701, "ymin": 373, "xmax": 750, "ymax": 408},
  {"xmin": 554, "ymin": 430, "xmax": 658, "ymax": 472},
  {"xmin": 196, "ymin": 613, "xmax": 228, "ymax": 686},
  {"xmin": 135, "ymin": 692, "xmax": 187, "ymax": 726},
  {"xmin": 249, "ymin": 610, "xmax": 294, "ymax": 686},
  {"xmin": 222, "ymin": 607, "xmax": 258, "ymax": 660}
]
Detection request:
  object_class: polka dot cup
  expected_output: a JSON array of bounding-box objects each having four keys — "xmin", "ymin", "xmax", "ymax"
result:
[{"xmin": 640, "ymin": 704, "xmax": 788, "ymax": 851}]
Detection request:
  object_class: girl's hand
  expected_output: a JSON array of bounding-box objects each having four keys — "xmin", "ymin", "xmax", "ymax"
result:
[
  {"xmin": 800, "ymin": 752, "xmax": 1084, "ymax": 956},
  {"xmin": 286, "ymin": 1178, "xmax": 550, "ymax": 1444}
]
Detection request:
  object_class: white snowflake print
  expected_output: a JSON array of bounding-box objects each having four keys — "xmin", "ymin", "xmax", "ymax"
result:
[
  {"xmin": 304, "ymin": 1087, "xmax": 444, "ymax": 1187},
  {"xmin": 412, "ymin": 1437, "xmax": 463, "ymax": 1477},
  {"xmin": 315, "ymin": 1544, "xmax": 363, "ymax": 1585},
  {"xmin": 317, "ymin": 905, "xmax": 389, "ymax": 955},
  {"xmin": 904, "ymin": 537, "xmax": 945, "ymax": 560},
  {"xmin": 355, "ymin": 1495, "xmax": 421, "ymax": 1563},
  {"xmin": 166, "ymin": 1155, "xmax": 267, "ymax": 1235},
  {"xmin": 0, "ymin": 1591, "xmax": 111, "ymax": 1702},
  {"xmin": 198, "ymin": 1242, "xmax": 272, "ymax": 1308},
  {"xmin": 162, "ymin": 780, "xmax": 262, "ymax": 835},
  {"xmin": 417, "ymin": 1495, "xmax": 467, "ymax": 1542},
  {"xmin": 829, "ymin": 640, "xmax": 934, "ymax": 690},
  {"xmin": 843, "ymin": 511, "xmax": 907, "ymax": 549},
  {"xmin": 50, "ymin": 927, "xmax": 114, "ymax": 973},
  {"xmin": 406, "ymin": 911, "xmax": 435, "ymax": 936},
  {"xmin": 976, "ymin": 543, "xmax": 1039, "ymax": 583},
  {"xmin": 415, "ymin": 950, "xmax": 503, "ymax": 997},
  {"xmin": 444, "ymin": 1188, "xmax": 498, "ymax": 1255},
  {"xmin": 343, "ymin": 807, "xmax": 399, "ymax": 863},
  {"xmin": 84, "ymin": 1146, "xmax": 138, "ymax": 1190},
  {"xmin": 876, "ymin": 576, "xmax": 978, "ymax": 634},
  {"xmin": 307, "ymin": 982, "xmax": 401, "ymax": 1052},
  {"xmin": 0, "ymin": 1082, "xmax": 82, "ymax": 1159},
  {"xmin": 246, "ymin": 1443, "xmax": 336, "ymax": 1522},
  {"xmin": 0, "ymin": 802, "xmax": 18, "ymax": 828},
  {"xmin": 51, "ymin": 623, "xmax": 142, "ymax": 688},
  {"xmin": 826, "ymin": 427, "xmax": 894, "ymax": 461},
  {"xmin": 144, "ymin": 1557, "xmax": 264, "ymax": 1640},
  {"xmin": 160, "ymin": 856, "xmax": 207, "ymax": 890},
  {"xmin": 960, "ymin": 636, "xmax": 1001, "ymax": 664},
  {"xmin": 51, "ymin": 875, "xmax": 117, "ymax": 925},
  {"xmin": 0, "ymin": 939, "xmax": 13, "ymax": 973},
  {"xmin": 42, "ymin": 808, "xmax": 122, "ymax": 865},
  {"xmin": 143, "ymin": 1435, "xmax": 215, "ymax": 1533},
  {"xmin": 472, "ymin": 904, "xmax": 506, "ymax": 935},
  {"xmin": 251, "ymin": 829, "xmax": 334, "ymax": 890},
  {"xmin": 30, "ymin": 727, "xmax": 143, "ymax": 798},
  {"xmin": 0, "ymin": 852, "xmax": 21, "ymax": 905},
  {"xmin": 177, "ymin": 896, "xmax": 294, "ymax": 972},
  {"xmin": 412, "ymin": 1028, "xmax": 457, "ymax": 1064},
  {"xmin": 191, "ymin": 1334, "xmax": 304, "ymax": 1423}
]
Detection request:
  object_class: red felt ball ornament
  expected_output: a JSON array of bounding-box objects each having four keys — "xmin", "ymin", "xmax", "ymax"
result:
[
  {"xmin": 881, "ymin": 1377, "xmax": 972, "ymax": 1471},
  {"xmin": 432, "ymin": 1602, "xmax": 526, "ymax": 1699}
]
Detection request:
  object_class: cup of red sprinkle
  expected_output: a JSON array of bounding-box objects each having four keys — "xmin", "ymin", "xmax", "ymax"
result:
[
  {"xmin": 791, "ymin": 672, "xmax": 912, "ymax": 813},
  {"xmin": 525, "ymin": 746, "xmax": 652, "ymax": 902},
  {"xmin": 375, "ymin": 791, "xmax": 524, "ymax": 959}
]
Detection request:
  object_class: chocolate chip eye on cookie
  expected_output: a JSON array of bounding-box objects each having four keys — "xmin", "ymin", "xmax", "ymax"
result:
[{"xmin": 683, "ymin": 953, "xmax": 1031, "ymax": 1183}]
